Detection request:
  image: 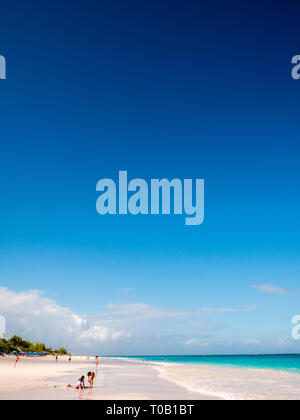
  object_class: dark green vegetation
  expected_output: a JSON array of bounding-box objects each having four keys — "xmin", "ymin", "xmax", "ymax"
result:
[{"xmin": 0, "ymin": 335, "xmax": 68, "ymax": 355}]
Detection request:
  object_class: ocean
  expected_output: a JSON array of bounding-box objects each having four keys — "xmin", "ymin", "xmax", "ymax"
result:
[
  {"xmin": 126, "ymin": 354, "xmax": 300, "ymax": 373},
  {"xmin": 123, "ymin": 355, "xmax": 300, "ymax": 399}
]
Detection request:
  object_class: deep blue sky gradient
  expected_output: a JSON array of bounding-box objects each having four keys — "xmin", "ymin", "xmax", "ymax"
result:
[{"xmin": 0, "ymin": 0, "xmax": 300, "ymax": 353}]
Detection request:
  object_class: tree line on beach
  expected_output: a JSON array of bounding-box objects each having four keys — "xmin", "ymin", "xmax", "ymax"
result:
[{"xmin": 0, "ymin": 335, "xmax": 68, "ymax": 355}]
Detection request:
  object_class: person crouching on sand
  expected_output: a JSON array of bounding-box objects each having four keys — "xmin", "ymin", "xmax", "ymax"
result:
[
  {"xmin": 75, "ymin": 376, "xmax": 85, "ymax": 390},
  {"xmin": 87, "ymin": 371, "xmax": 95, "ymax": 388}
]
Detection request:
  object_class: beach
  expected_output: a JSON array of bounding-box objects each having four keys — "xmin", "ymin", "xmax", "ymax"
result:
[
  {"xmin": 0, "ymin": 356, "xmax": 215, "ymax": 400},
  {"xmin": 1, "ymin": 356, "xmax": 300, "ymax": 400}
]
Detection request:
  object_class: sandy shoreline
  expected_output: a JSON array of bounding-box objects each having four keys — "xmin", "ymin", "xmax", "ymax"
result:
[
  {"xmin": 0, "ymin": 355, "xmax": 95, "ymax": 394},
  {"xmin": 1, "ymin": 356, "xmax": 300, "ymax": 400},
  {"xmin": 0, "ymin": 356, "xmax": 218, "ymax": 400}
]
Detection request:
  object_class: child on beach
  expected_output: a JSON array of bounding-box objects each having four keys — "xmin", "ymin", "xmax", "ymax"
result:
[
  {"xmin": 75, "ymin": 376, "xmax": 85, "ymax": 390},
  {"xmin": 87, "ymin": 371, "xmax": 95, "ymax": 388}
]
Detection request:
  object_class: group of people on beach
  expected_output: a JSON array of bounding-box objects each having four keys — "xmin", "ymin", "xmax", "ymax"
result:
[
  {"xmin": 13, "ymin": 351, "xmax": 100, "ymax": 392},
  {"xmin": 75, "ymin": 371, "xmax": 96, "ymax": 390},
  {"xmin": 74, "ymin": 356, "xmax": 99, "ymax": 391},
  {"xmin": 55, "ymin": 355, "xmax": 72, "ymax": 363}
]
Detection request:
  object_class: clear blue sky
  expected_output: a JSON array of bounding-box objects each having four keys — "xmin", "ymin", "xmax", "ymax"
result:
[{"xmin": 0, "ymin": 0, "xmax": 300, "ymax": 354}]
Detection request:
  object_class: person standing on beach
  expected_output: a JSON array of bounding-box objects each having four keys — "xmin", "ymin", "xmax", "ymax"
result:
[
  {"xmin": 14, "ymin": 354, "xmax": 20, "ymax": 367},
  {"xmin": 96, "ymin": 356, "xmax": 99, "ymax": 368},
  {"xmin": 55, "ymin": 355, "xmax": 58, "ymax": 363},
  {"xmin": 69, "ymin": 355, "xmax": 72, "ymax": 363}
]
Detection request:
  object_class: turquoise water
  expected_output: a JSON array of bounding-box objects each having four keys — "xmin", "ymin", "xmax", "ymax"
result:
[{"xmin": 125, "ymin": 354, "xmax": 300, "ymax": 373}]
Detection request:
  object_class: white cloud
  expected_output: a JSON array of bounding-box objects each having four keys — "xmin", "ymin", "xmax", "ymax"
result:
[
  {"xmin": 252, "ymin": 284, "xmax": 295, "ymax": 296},
  {"xmin": 244, "ymin": 338, "xmax": 260, "ymax": 345},
  {"xmin": 105, "ymin": 303, "xmax": 188, "ymax": 320},
  {"xmin": 0, "ymin": 286, "xmax": 258, "ymax": 354},
  {"xmin": 276, "ymin": 336, "xmax": 292, "ymax": 347},
  {"xmin": 197, "ymin": 304, "xmax": 258, "ymax": 314},
  {"xmin": 0, "ymin": 287, "xmax": 129, "ymax": 353},
  {"xmin": 118, "ymin": 288, "xmax": 136, "ymax": 292},
  {"xmin": 185, "ymin": 338, "xmax": 209, "ymax": 347},
  {"xmin": 185, "ymin": 338, "xmax": 198, "ymax": 346}
]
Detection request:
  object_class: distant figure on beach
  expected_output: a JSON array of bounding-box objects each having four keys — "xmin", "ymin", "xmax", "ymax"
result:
[
  {"xmin": 87, "ymin": 371, "xmax": 95, "ymax": 388},
  {"xmin": 14, "ymin": 354, "xmax": 20, "ymax": 367},
  {"xmin": 96, "ymin": 356, "xmax": 99, "ymax": 368},
  {"xmin": 69, "ymin": 356, "xmax": 72, "ymax": 363},
  {"xmin": 75, "ymin": 376, "xmax": 85, "ymax": 390},
  {"xmin": 55, "ymin": 355, "xmax": 58, "ymax": 363}
]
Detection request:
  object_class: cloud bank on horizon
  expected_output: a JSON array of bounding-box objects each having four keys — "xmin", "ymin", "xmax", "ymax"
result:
[
  {"xmin": 0, "ymin": 286, "xmax": 264, "ymax": 355},
  {"xmin": 252, "ymin": 284, "xmax": 296, "ymax": 296},
  {"xmin": 0, "ymin": 286, "xmax": 296, "ymax": 355}
]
